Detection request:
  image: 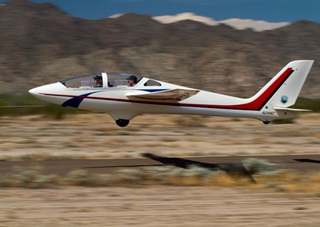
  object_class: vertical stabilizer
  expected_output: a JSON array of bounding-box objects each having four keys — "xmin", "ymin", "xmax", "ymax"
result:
[
  {"xmin": 250, "ymin": 60, "xmax": 314, "ymax": 109},
  {"xmin": 268, "ymin": 60, "xmax": 314, "ymax": 108}
]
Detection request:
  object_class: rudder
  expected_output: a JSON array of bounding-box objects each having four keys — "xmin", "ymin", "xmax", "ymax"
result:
[{"xmin": 267, "ymin": 60, "xmax": 314, "ymax": 108}]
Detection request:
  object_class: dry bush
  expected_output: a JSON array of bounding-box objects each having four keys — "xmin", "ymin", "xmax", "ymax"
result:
[
  {"xmin": 255, "ymin": 171, "xmax": 320, "ymax": 193},
  {"xmin": 0, "ymin": 164, "xmax": 319, "ymax": 195},
  {"xmin": 242, "ymin": 158, "xmax": 277, "ymax": 175},
  {"xmin": 160, "ymin": 137, "xmax": 179, "ymax": 143},
  {"xmin": 174, "ymin": 115, "xmax": 207, "ymax": 127}
]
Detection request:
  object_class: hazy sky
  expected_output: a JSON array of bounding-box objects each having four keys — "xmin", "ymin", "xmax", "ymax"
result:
[{"xmin": 2, "ymin": 0, "xmax": 320, "ymax": 23}]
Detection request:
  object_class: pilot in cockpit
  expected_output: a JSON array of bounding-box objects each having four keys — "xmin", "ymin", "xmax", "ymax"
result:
[
  {"xmin": 127, "ymin": 75, "xmax": 137, "ymax": 87},
  {"xmin": 93, "ymin": 75, "xmax": 103, "ymax": 87}
]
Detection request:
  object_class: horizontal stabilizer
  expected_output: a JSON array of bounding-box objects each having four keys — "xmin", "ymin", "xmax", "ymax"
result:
[
  {"xmin": 274, "ymin": 107, "xmax": 311, "ymax": 112},
  {"xmin": 274, "ymin": 107, "xmax": 311, "ymax": 119}
]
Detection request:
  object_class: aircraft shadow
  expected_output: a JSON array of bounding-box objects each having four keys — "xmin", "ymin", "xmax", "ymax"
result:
[
  {"xmin": 141, "ymin": 153, "xmax": 256, "ymax": 183},
  {"xmin": 294, "ymin": 158, "xmax": 320, "ymax": 164}
]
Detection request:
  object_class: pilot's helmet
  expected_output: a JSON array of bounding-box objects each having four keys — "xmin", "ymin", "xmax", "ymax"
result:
[
  {"xmin": 94, "ymin": 75, "xmax": 102, "ymax": 80},
  {"xmin": 127, "ymin": 75, "xmax": 137, "ymax": 83}
]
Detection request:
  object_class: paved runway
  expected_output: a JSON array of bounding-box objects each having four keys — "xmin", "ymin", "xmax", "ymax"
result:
[{"xmin": 0, "ymin": 154, "xmax": 319, "ymax": 175}]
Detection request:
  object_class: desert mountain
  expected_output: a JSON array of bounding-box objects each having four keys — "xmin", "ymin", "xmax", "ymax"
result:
[
  {"xmin": 152, "ymin": 12, "xmax": 290, "ymax": 31},
  {"xmin": 0, "ymin": 0, "xmax": 319, "ymax": 98}
]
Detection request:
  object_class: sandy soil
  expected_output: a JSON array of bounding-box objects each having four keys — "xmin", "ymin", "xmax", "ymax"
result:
[
  {"xmin": 0, "ymin": 113, "xmax": 319, "ymax": 226},
  {"xmin": 0, "ymin": 186, "xmax": 319, "ymax": 227},
  {"xmin": 0, "ymin": 113, "xmax": 319, "ymax": 160}
]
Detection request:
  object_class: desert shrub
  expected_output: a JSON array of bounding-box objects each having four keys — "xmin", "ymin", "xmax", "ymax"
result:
[
  {"xmin": 272, "ymin": 118, "xmax": 295, "ymax": 124},
  {"xmin": 242, "ymin": 158, "xmax": 277, "ymax": 175},
  {"xmin": 174, "ymin": 115, "xmax": 206, "ymax": 127}
]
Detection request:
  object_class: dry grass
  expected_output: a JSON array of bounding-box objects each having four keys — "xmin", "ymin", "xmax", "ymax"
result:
[
  {"xmin": 256, "ymin": 172, "xmax": 320, "ymax": 193},
  {"xmin": 1, "ymin": 161, "xmax": 320, "ymax": 196},
  {"xmin": 0, "ymin": 113, "xmax": 319, "ymax": 159},
  {"xmin": 0, "ymin": 114, "xmax": 319, "ymax": 197},
  {"xmin": 160, "ymin": 137, "xmax": 179, "ymax": 143},
  {"xmin": 173, "ymin": 115, "xmax": 207, "ymax": 127}
]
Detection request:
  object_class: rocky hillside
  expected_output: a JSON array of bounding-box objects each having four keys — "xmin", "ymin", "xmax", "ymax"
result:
[{"xmin": 0, "ymin": 0, "xmax": 319, "ymax": 98}]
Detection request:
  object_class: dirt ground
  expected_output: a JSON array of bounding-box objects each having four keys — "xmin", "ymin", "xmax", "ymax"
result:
[
  {"xmin": 0, "ymin": 113, "xmax": 319, "ymax": 226},
  {"xmin": 0, "ymin": 186, "xmax": 319, "ymax": 227},
  {"xmin": 0, "ymin": 113, "xmax": 319, "ymax": 160}
]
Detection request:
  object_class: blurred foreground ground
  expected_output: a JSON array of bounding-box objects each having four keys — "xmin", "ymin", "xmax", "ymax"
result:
[
  {"xmin": 1, "ymin": 186, "xmax": 319, "ymax": 226},
  {"xmin": 0, "ymin": 113, "xmax": 319, "ymax": 160},
  {"xmin": 0, "ymin": 113, "xmax": 319, "ymax": 226}
]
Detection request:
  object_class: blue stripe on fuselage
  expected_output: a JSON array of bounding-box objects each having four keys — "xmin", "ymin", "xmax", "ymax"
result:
[{"xmin": 62, "ymin": 91, "xmax": 100, "ymax": 108}]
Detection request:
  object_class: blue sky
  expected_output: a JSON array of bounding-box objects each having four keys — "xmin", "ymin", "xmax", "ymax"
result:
[{"xmin": 2, "ymin": 0, "xmax": 320, "ymax": 23}]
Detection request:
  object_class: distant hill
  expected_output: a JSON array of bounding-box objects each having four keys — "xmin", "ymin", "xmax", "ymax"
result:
[
  {"xmin": 0, "ymin": 0, "xmax": 319, "ymax": 98},
  {"xmin": 151, "ymin": 12, "xmax": 290, "ymax": 31}
]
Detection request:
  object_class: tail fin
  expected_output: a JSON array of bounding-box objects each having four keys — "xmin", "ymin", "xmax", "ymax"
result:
[
  {"xmin": 268, "ymin": 60, "xmax": 314, "ymax": 108},
  {"xmin": 250, "ymin": 60, "xmax": 314, "ymax": 109}
]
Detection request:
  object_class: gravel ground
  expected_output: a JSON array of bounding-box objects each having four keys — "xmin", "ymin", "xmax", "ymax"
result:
[
  {"xmin": 0, "ymin": 113, "xmax": 319, "ymax": 226},
  {"xmin": 0, "ymin": 186, "xmax": 319, "ymax": 226},
  {"xmin": 0, "ymin": 113, "xmax": 319, "ymax": 160}
]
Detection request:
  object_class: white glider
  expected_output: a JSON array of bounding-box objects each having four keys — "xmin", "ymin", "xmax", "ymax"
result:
[{"xmin": 29, "ymin": 60, "xmax": 314, "ymax": 127}]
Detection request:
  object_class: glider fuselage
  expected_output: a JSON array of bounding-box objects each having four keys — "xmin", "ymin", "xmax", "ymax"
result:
[{"xmin": 29, "ymin": 60, "xmax": 314, "ymax": 127}]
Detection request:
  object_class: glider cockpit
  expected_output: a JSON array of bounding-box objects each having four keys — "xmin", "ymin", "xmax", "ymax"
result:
[{"xmin": 60, "ymin": 73, "xmax": 145, "ymax": 89}]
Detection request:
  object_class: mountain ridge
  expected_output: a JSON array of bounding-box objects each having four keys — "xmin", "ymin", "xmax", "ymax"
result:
[
  {"xmin": 150, "ymin": 12, "xmax": 290, "ymax": 31},
  {"xmin": 0, "ymin": 0, "xmax": 319, "ymax": 98}
]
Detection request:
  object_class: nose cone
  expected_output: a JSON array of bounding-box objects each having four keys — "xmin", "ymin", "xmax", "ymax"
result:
[
  {"xmin": 29, "ymin": 84, "xmax": 51, "ymax": 98},
  {"xmin": 29, "ymin": 83, "xmax": 60, "ymax": 97},
  {"xmin": 29, "ymin": 86, "xmax": 42, "ymax": 96},
  {"xmin": 28, "ymin": 82, "xmax": 66, "ymax": 105}
]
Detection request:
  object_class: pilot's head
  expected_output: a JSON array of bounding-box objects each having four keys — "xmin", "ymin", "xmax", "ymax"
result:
[
  {"xmin": 94, "ymin": 75, "xmax": 102, "ymax": 80},
  {"xmin": 127, "ymin": 75, "xmax": 137, "ymax": 86},
  {"xmin": 94, "ymin": 75, "xmax": 102, "ymax": 86}
]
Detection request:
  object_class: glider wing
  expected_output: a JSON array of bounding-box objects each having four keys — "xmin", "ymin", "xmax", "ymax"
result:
[{"xmin": 126, "ymin": 89, "xmax": 199, "ymax": 101}]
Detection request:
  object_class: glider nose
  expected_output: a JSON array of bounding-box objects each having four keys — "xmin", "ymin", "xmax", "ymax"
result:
[
  {"xmin": 29, "ymin": 86, "xmax": 42, "ymax": 96},
  {"xmin": 29, "ymin": 82, "xmax": 67, "ymax": 105},
  {"xmin": 29, "ymin": 84, "xmax": 50, "ymax": 98},
  {"xmin": 29, "ymin": 83, "xmax": 60, "ymax": 97}
]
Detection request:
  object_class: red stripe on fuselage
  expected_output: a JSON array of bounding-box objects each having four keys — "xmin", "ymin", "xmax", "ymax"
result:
[
  {"xmin": 203, "ymin": 67, "xmax": 294, "ymax": 110},
  {"xmin": 41, "ymin": 67, "xmax": 293, "ymax": 111}
]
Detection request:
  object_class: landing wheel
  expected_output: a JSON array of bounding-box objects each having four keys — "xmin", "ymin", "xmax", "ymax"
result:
[
  {"xmin": 263, "ymin": 120, "xmax": 270, "ymax": 125},
  {"xmin": 116, "ymin": 119, "xmax": 130, "ymax": 127}
]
